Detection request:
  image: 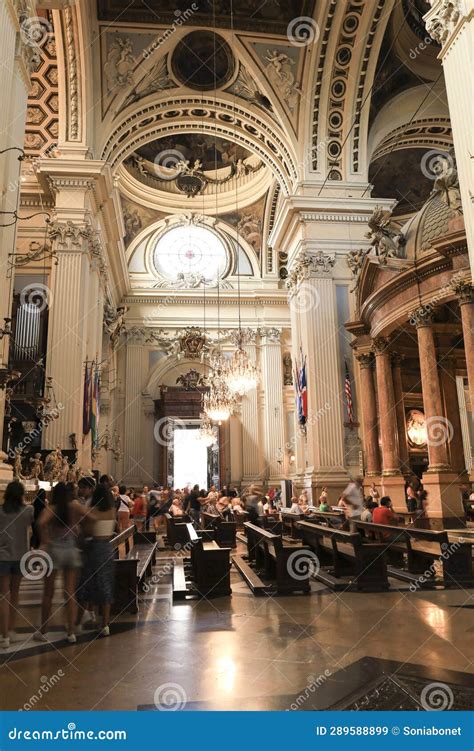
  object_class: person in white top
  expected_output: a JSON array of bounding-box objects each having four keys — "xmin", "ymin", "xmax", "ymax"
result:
[
  {"xmin": 117, "ymin": 484, "xmax": 133, "ymax": 532},
  {"xmin": 289, "ymin": 496, "xmax": 303, "ymax": 514},
  {"xmin": 341, "ymin": 476, "xmax": 364, "ymax": 519}
]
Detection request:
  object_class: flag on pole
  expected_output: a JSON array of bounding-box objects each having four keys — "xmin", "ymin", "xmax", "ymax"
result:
[
  {"xmin": 83, "ymin": 363, "xmax": 91, "ymax": 435},
  {"xmin": 294, "ymin": 350, "xmax": 308, "ymax": 426},
  {"xmin": 344, "ymin": 360, "xmax": 354, "ymax": 426},
  {"xmin": 91, "ymin": 364, "xmax": 100, "ymax": 448}
]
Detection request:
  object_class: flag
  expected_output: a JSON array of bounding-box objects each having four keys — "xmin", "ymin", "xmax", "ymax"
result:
[
  {"xmin": 91, "ymin": 364, "xmax": 100, "ymax": 448},
  {"xmin": 294, "ymin": 351, "xmax": 307, "ymax": 426},
  {"xmin": 83, "ymin": 363, "xmax": 91, "ymax": 435},
  {"xmin": 344, "ymin": 360, "xmax": 354, "ymax": 426}
]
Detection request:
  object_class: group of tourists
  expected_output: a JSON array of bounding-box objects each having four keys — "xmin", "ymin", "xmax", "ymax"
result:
[{"xmin": 0, "ymin": 476, "xmax": 117, "ymax": 649}]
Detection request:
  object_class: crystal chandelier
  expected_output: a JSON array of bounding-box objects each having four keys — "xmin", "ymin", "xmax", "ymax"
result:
[
  {"xmin": 203, "ymin": 354, "xmax": 235, "ymax": 423},
  {"xmin": 198, "ymin": 413, "xmax": 217, "ymax": 447},
  {"xmin": 225, "ymin": 332, "xmax": 259, "ymax": 396}
]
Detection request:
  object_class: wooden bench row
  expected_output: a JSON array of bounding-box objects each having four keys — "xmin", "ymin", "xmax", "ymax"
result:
[
  {"xmin": 173, "ymin": 523, "xmax": 232, "ymax": 601},
  {"xmin": 112, "ymin": 526, "xmax": 158, "ymax": 613}
]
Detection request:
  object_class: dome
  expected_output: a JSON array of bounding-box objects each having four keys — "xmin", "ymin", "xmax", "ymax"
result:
[{"xmin": 401, "ymin": 162, "xmax": 464, "ymax": 259}]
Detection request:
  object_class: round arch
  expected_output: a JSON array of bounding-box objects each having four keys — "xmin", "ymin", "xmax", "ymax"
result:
[{"xmin": 146, "ymin": 356, "xmax": 210, "ymax": 401}]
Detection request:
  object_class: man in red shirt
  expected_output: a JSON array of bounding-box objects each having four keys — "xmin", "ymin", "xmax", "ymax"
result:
[{"xmin": 372, "ymin": 496, "xmax": 397, "ymax": 526}]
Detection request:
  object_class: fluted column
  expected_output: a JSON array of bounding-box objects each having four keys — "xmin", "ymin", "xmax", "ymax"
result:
[
  {"xmin": 240, "ymin": 331, "xmax": 260, "ymax": 482},
  {"xmin": 123, "ymin": 332, "xmax": 146, "ymax": 486},
  {"xmin": 288, "ymin": 252, "xmax": 348, "ymax": 495},
  {"xmin": 454, "ymin": 282, "xmax": 474, "ymax": 412},
  {"xmin": 425, "ymin": 0, "xmax": 474, "ymax": 271},
  {"xmin": 44, "ymin": 222, "xmax": 103, "ymax": 466},
  {"xmin": 373, "ymin": 338, "xmax": 401, "ymax": 475},
  {"xmin": 260, "ymin": 328, "xmax": 285, "ymax": 480},
  {"xmin": 355, "ymin": 352, "xmax": 381, "ymax": 476},
  {"xmin": 440, "ymin": 356, "xmax": 467, "ymax": 477},
  {"xmin": 413, "ymin": 317, "xmax": 450, "ymax": 471},
  {"xmin": 391, "ymin": 353, "xmax": 410, "ymax": 473}
]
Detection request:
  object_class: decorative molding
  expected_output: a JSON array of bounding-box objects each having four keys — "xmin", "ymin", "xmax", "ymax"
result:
[
  {"xmin": 355, "ymin": 352, "xmax": 374, "ymax": 369},
  {"xmin": 259, "ymin": 327, "xmax": 282, "ymax": 343},
  {"xmin": 453, "ymin": 280, "xmax": 474, "ymax": 305},
  {"xmin": 63, "ymin": 6, "xmax": 80, "ymax": 141},
  {"xmin": 286, "ymin": 251, "xmax": 335, "ymax": 296},
  {"xmin": 372, "ymin": 336, "xmax": 391, "ymax": 354},
  {"xmin": 311, "ymin": 0, "xmax": 337, "ymax": 170},
  {"xmin": 424, "ymin": 0, "xmax": 466, "ymax": 47},
  {"xmin": 300, "ymin": 212, "xmax": 370, "ymax": 223}
]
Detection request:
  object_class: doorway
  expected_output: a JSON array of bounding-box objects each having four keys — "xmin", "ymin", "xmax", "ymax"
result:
[{"xmin": 173, "ymin": 426, "xmax": 208, "ymax": 490}]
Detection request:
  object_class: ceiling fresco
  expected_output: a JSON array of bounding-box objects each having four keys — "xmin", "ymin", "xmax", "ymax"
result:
[{"xmin": 135, "ymin": 134, "xmax": 253, "ymax": 172}]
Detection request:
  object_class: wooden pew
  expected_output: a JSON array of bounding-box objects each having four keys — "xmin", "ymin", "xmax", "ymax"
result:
[
  {"xmin": 258, "ymin": 515, "xmax": 283, "ymax": 535},
  {"xmin": 201, "ymin": 510, "xmax": 237, "ymax": 547},
  {"xmin": 173, "ymin": 523, "xmax": 231, "ymax": 599},
  {"xmin": 112, "ymin": 526, "xmax": 157, "ymax": 613},
  {"xmin": 238, "ymin": 522, "xmax": 311, "ymax": 595},
  {"xmin": 297, "ymin": 521, "xmax": 389, "ymax": 592},
  {"xmin": 165, "ymin": 513, "xmax": 192, "ymax": 548},
  {"xmin": 306, "ymin": 510, "xmax": 345, "ymax": 528},
  {"xmin": 280, "ymin": 510, "xmax": 303, "ymax": 539},
  {"xmin": 352, "ymin": 520, "xmax": 473, "ymax": 588}
]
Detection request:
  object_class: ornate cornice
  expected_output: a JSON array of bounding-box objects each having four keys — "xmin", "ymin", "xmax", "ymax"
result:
[
  {"xmin": 286, "ymin": 251, "xmax": 335, "ymax": 296},
  {"xmin": 259, "ymin": 327, "xmax": 282, "ymax": 343},
  {"xmin": 299, "ymin": 212, "xmax": 370, "ymax": 223},
  {"xmin": 453, "ymin": 280, "xmax": 474, "ymax": 305},
  {"xmin": 424, "ymin": 0, "xmax": 467, "ymax": 47}
]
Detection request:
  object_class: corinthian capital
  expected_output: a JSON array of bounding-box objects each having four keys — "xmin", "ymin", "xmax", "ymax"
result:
[
  {"xmin": 48, "ymin": 219, "xmax": 92, "ymax": 247},
  {"xmin": 424, "ymin": 0, "xmax": 465, "ymax": 46}
]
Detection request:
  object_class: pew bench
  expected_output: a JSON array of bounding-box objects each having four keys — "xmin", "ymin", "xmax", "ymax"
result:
[
  {"xmin": 238, "ymin": 522, "xmax": 311, "ymax": 595},
  {"xmin": 280, "ymin": 510, "xmax": 303, "ymax": 539},
  {"xmin": 112, "ymin": 526, "xmax": 158, "ymax": 613},
  {"xmin": 297, "ymin": 521, "xmax": 389, "ymax": 592},
  {"xmin": 165, "ymin": 513, "xmax": 192, "ymax": 548},
  {"xmin": 352, "ymin": 520, "xmax": 473, "ymax": 588},
  {"xmin": 201, "ymin": 510, "xmax": 237, "ymax": 547},
  {"xmin": 172, "ymin": 523, "xmax": 231, "ymax": 600}
]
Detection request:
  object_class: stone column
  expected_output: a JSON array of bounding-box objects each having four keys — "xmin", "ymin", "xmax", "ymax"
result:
[
  {"xmin": 260, "ymin": 327, "xmax": 285, "ymax": 481},
  {"xmin": 425, "ymin": 0, "xmax": 474, "ymax": 271},
  {"xmin": 373, "ymin": 338, "xmax": 405, "ymax": 507},
  {"xmin": 454, "ymin": 282, "xmax": 474, "ymax": 412},
  {"xmin": 355, "ymin": 352, "xmax": 381, "ymax": 477},
  {"xmin": 413, "ymin": 319, "xmax": 450, "ymax": 471},
  {"xmin": 239, "ymin": 331, "xmax": 260, "ymax": 483},
  {"xmin": 391, "ymin": 353, "xmax": 410, "ymax": 474},
  {"xmin": 44, "ymin": 221, "xmax": 103, "ymax": 468},
  {"xmin": 439, "ymin": 356, "xmax": 467, "ymax": 477},
  {"xmin": 288, "ymin": 251, "xmax": 348, "ymax": 500},
  {"xmin": 123, "ymin": 331, "xmax": 146, "ymax": 486},
  {"xmin": 141, "ymin": 393, "xmax": 156, "ymax": 484},
  {"xmin": 412, "ymin": 313, "xmax": 465, "ymax": 526}
]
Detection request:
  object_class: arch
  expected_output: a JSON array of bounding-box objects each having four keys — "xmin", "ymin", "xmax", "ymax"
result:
[
  {"xmin": 99, "ymin": 95, "xmax": 298, "ymax": 195},
  {"xmin": 146, "ymin": 356, "xmax": 210, "ymax": 400}
]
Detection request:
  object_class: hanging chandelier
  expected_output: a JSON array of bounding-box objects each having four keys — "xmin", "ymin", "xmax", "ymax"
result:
[
  {"xmin": 203, "ymin": 354, "xmax": 235, "ymax": 423},
  {"xmin": 225, "ymin": 332, "xmax": 259, "ymax": 396},
  {"xmin": 198, "ymin": 413, "xmax": 218, "ymax": 447}
]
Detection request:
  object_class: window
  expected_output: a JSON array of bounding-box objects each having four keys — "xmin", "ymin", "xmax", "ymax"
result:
[{"xmin": 153, "ymin": 225, "xmax": 228, "ymax": 283}]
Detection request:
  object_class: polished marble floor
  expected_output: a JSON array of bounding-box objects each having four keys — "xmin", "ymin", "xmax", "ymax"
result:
[{"xmin": 1, "ymin": 544, "xmax": 473, "ymax": 711}]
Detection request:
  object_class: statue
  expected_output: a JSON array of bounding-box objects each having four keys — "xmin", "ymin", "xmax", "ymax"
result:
[
  {"xmin": 59, "ymin": 456, "xmax": 70, "ymax": 483},
  {"xmin": 346, "ymin": 248, "xmax": 370, "ymax": 291},
  {"xmin": 431, "ymin": 152, "xmax": 463, "ymax": 213},
  {"xmin": 104, "ymin": 304, "xmax": 129, "ymax": 347},
  {"xmin": 365, "ymin": 207, "xmax": 405, "ymax": 265},
  {"xmin": 29, "ymin": 452, "xmax": 44, "ymax": 480},
  {"xmin": 43, "ymin": 446, "xmax": 62, "ymax": 482},
  {"xmin": 13, "ymin": 448, "xmax": 25, "ymax": 480}
]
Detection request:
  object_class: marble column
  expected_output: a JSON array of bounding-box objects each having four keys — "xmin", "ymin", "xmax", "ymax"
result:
[
  {"xmin": 391, "ymin": 353, "xmax": 410, "ymax": 474},
  {"xmin": 123, "ymin": 332, "xmax": 146, "ymax": 486},
  {"xmin": 288, "ymin": 251, "xmax": 348, "ymax": 499},
  {"xmin": 355, "ymin": 352, "xmax": 381, "ymax": 476},
  {"xmin": 44, "ymin": 221, "xmax": 103, "ymax": 467},
  {"xmin": 454, "ymin": 282, "xmax": 474, "ymax": 412},
  {"xmin": 413, "ymin": 319, "xmax": 450, "ymax": 471},
  {"xmin": 373, "ymin": 338, "xmax": 405, "ymax": 507},
  {"xmin": 439, "ymin": 356, "xmax": 467, "ymax": 477},
  {"xmin": 425, "ymin": 0, "xmax": 474, "ymax": 272},
  {"xmin": 240, "ymin": 331, "xmax": 260, "ymax": 483},
  {"xmin": 260, "ymin": 327, "xmax": 285, "ymax": 481},
  {"xmin": 411, "ymin": 313, "xmax": 464, "ymax": 526}
]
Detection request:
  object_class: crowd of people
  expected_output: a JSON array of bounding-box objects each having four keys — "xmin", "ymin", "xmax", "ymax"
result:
[{"xmin": 1, "ymin": 472, "xmax": 471, "ymax": 650}]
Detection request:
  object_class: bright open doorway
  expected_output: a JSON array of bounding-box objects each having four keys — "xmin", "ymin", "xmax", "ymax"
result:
[{"xmin": 173, "ymin": 427, "xmax": 208, "ymax": 490}]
